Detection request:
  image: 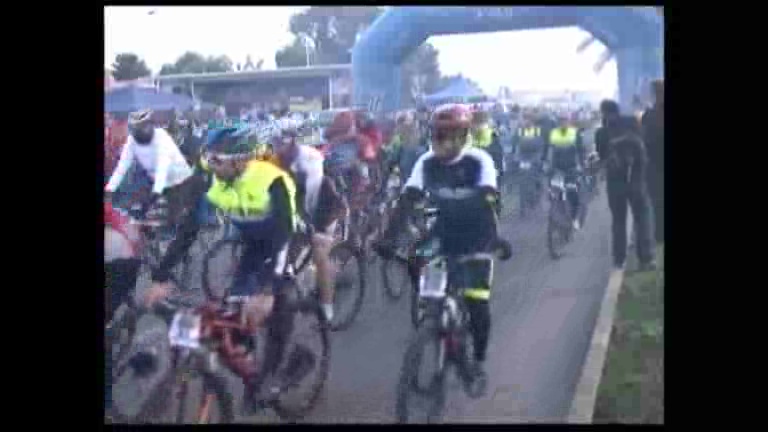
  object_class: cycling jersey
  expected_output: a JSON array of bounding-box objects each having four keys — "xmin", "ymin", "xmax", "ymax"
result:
[
  {"xmin": 106, "ymin": 127, "xmax": 193, "ymax": 194},
  {"xmin": 206, "ymin": 159, "xmax": 297, "ymax": 228},
  {"xmin": 404, "ymin": 147, "xmax": 499, "ymax": 255},
  {"xmin": 206, "ymin": 160, "xmax": 298, "ymax": 296}
]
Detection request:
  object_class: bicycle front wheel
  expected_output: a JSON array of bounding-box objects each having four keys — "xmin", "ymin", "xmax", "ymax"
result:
[
  {"xmin": 395, "ymin": 325, "xmax": 448, "ymax": 424},
  {"xmin": 327, "ymin": 241, "xmax": 366, "ymax": 332},
  {"xmin": 137, "ymin": 357, "xmax": 234, "ymax": 424}
]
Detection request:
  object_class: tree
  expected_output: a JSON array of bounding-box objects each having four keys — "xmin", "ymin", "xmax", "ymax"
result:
[
  {"xmin": 400, "ymin": 43, "xmax": 442, "ymax": 108},
  {"xmin": 158, "ymin": 51, "xmax": 234, "ymax": 75},
  {"xmin": 276, "ymin": 6, "xmax": 383, "ymax": 67},
  {"xmin": 276, "ymin": 6, "xmax": 444, "ymax": 108},
  {"xmin": 111, "ymin": 53, "xmax": 152, "ymax": 81},
  {"xmin": 275, "ymin": 38, "xmax": 311, "ymax": 68},
  {"xmin": 436, "ymin": 74, "xmax": 482, "ymax": 93}
]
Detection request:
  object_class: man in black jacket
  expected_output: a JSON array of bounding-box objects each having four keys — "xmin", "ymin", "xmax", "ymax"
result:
[
  {"xmin": 641, "ymin": 80, "xmax": 664, "ymax": 243},
  {"xmin": 596, "ymin": 100, "xmax": 657, "ymax": 271}
]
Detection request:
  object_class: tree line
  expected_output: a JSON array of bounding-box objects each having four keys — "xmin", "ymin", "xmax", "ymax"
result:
[{"xmin": 108, "ymin": 6, "xmax": 482, "ymax": 107}]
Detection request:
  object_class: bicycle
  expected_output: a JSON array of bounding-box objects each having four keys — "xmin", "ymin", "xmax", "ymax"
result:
[
  {"xmin": 380, "ymin": 204, "xmax": 437, "ymax": 311},
  {"xmin": 202, "ymin": 217, "xmax": 366, "ymax": 333},
  {"xmin": 106, "ymin": 205, "xmax": 190, "ymax": 385},
  {"xmin": 517, "ymin": 159, "xmax": 544, "ymax": 218},
  {"xmin": 395, "ymin": 240, "xmax": 511, "ymax": 423},
  {"xmin": 110, "ymin": 272, "xmax": 330, "ymax": 423},
  {"xmin": 546, "ymin": 170, "xmax": 587, "ymax": 260}
]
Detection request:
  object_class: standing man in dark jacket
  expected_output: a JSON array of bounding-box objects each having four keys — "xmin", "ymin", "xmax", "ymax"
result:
[
  {"xmin": 596, "ymin": 100, "xmax": 657, "ymax": 271},
  {"xmin": 641, "ymin": 80, "xmax": 664, "ymax": 243}
]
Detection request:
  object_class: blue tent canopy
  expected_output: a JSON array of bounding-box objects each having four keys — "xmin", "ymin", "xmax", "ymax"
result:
[
  {"xmin": 104, "ymin": 86, "xmax": 199, "ymax": 114},
  {"xmin": 424, "ymin": 78, "xmax": 488, "ymax": 104}
]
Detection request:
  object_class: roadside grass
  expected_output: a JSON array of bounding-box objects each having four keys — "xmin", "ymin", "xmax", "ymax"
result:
[{"xmin": 593, "ymin": 245, "xmax": 664, "ymax": 424}]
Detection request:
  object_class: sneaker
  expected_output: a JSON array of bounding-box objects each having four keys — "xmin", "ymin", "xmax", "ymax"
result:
[{"xmin": 573, "ymin": 220, "xmax": 581, "ymax": 231}]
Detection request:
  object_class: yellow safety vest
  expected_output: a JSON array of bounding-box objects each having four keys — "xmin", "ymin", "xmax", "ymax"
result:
[
  {"xmin": 472, "ymin": 126, "xmax": 494, "ymax": 149},
  {"xmin": 518, "ymin": 127, "xmax": 541, "ymax": 138},
  {"xmin": 549, "ymin": 127, "xmax": 578, "ymax": 148},
  {"xmin": 206, "ymin": 160, "xmax": 297, "ymax": 226}
]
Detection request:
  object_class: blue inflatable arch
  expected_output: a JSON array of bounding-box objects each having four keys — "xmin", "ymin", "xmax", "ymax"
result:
[{"xmin": 352, "ymin": 6, "xmax": 663, "ymax": 112}]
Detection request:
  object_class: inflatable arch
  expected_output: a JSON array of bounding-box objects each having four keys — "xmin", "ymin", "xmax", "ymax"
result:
[{"xmin": 352, "ymin": 6, "xmax": 663, "ymax": 111}]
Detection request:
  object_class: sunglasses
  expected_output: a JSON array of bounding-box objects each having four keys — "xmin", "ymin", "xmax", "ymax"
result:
[{"xmin": 204, "ymin": 152, "xmax": 252, "ymax": 166}]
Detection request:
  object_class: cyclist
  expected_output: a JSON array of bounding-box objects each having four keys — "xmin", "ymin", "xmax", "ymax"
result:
[
  {"xmin": 268, "ymin": 118, "xmax": 346, "ymax": 322},
  {"xmin": 104, "ymin": 202, "xmax": 143, "ymax": 418},
  {"xmin": 374, "ymin": 104, "xmax": 510, "ymax": 388},
  {"xmin": 106, "ymin": 109, "xmax": 209, "ymax": 293},
  {"xmin": 544, "ymin": 115, "xmax": 587, "ymax": 230},
  {"xmin": 144, "ymin": 125, "xmax": 308, "ymax": 405}
]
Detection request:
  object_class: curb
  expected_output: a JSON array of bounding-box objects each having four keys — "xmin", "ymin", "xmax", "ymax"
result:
[
  {"xmin": 567, "ymin": 212, "xmax": 635, "ymax": 423},
  {"xmin": 566, "ymin": 267, "xmax": 626, "ymax": 423}
]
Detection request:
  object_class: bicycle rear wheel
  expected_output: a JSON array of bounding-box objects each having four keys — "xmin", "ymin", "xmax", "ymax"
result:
[
  {"xmin": 202, "ymin": 239, "xmax": 242, "ymax": 302},
  {"xmin": 395, "ymin": 325, "xmax": 448, "ymax": 424},
  {"xmin": 327, "ymin": 241, "xmax": 366, "ymax": 332}
]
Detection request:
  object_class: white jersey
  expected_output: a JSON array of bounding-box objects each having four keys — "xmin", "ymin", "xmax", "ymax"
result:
[
  {"xmin": 105, "ymin": 128, "xmax": 193, "ymax": 194},
  {"xmin": 286, "ymin": 145, "xmax": 324, "ymax": 215}
]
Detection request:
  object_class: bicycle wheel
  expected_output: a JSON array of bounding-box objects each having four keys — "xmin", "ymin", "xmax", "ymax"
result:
[
  {"xmin": 271, "ymin": 295, "xmax": 331, "ymax": 421},
  {"xmin": 111, "ymin": 324, "xmax": 174, "ymax": 423},
  {"xmin": 328, "ymin": 241, "xmax": 366, "ymax": 332},
  {"xmin": 108, "ymin": 303, "xmax": 139, "ymax": 381},
  {"xmin": 547, "ymin": 202, "xmax": 569, "ymax": 260},
  {"xmin": 139, "ymin": 356, "xmax": 234, "ymax": 424},
  {"xmin": 163, "ymin": 363, "xmax": 234, "ymax": 424},
  {"xmin": 395, "ymin": 326, "xmax": 448, "ymax": 424},
  {"xmin": 382, "ymin": 257, "xmax": 408, "ymax": 301},
  {"xmin": 202, "ymin": 239, "xmax": 242, "ymax": 302},
  {"xmin": 409, "ymin": 264, "xmax": 427, "ymax": 329}
]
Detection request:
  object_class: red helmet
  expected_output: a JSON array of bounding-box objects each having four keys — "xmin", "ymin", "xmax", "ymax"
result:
[{"xmin": 430, "ymin": 104, "xmax": 472, "ymax": 132}]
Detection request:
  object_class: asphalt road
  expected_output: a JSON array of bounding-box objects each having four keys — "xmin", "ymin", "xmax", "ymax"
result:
[{"xmin": 123, "ymin": 133, "xmax": 613, "ymax": 424}]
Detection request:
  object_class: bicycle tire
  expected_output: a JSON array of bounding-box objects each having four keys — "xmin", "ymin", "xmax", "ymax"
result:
[
  {"xmin": 395, "ymin": 325, "xmax": 448, "ymax": 424},
  {"xmin": 167, "ymin": 365, "xmax": 234, "ymax": 424},
  {"xmin": 202, "ymin": 238, "xmax": 242, "ymax": 302},
  {"xmin": 111, "ymin": 325, "xmax": 174, "ymax": 423},
  {"xmin": 547, "ymin": 203, "xmax": 568, "ymax": 260},
  {"xmin": 272, "ymin": 297, "xmax": 331, "ymax": 421},
  {"xmin": 108, "ymin": 304, "xmax": 139, "ymax": 381},
  {"xmin": 327, "ymin": 241, "xmax": 366, "ymax": 332},
  {"xmin": 381, "ymin": 257, "xmax": 407, "ymax": 300},
  {"xmin": 409, "ymin": 264, "xmax": 426, "ymax": 329}
]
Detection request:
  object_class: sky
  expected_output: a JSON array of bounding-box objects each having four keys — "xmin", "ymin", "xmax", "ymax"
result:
[{"xmin": 105, "ymin": 6, "xmax": 618, "ymax": 98}]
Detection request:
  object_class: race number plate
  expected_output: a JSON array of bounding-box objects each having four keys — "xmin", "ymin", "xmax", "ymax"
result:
[
  {"xmin": 168, "ymin": 312, "xmax": 202, "ymax": 349},
  {"xmin": 419, "ymin": 262, "xmax": 448, "ymax": 298}
]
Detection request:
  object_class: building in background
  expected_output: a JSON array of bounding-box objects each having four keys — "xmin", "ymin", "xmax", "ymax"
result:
[{"xmin": 154, "ymin": 64, "xmax": 353, "ymax": 116}]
